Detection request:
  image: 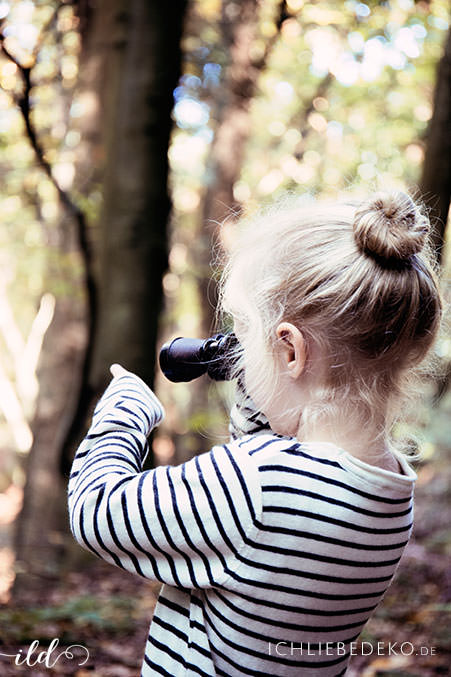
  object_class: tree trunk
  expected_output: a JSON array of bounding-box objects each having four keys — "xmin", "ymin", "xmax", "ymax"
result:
[
  {"xmin": 60, "ymin": 0, "xmax": 187, "ymax": 474},
  {"xmin": 420, "ymin": 27, "xmax": 451, "ymax": 265},
  {"xmin": 13, "ymin": 0, "xmax": 111, "ymax": 596},
  {"xmin": 419, "ymin": 28, "xmax": 451, "ymax": 400},
  {"xmin": 90, "ymin": 1, "xmax": 187, "ymax": 391},
  {"xmin": 13, "ymin": 0, "xmax": 187, "ymax": 595},
  {"xmin": 13, "ymin": 294, "xmax": 86, "ymax": 599}
]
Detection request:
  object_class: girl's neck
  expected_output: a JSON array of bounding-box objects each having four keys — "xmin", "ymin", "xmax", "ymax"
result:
[{"xmin": 298, "ymin": 418, "xmax": 401, "ymax": 473}]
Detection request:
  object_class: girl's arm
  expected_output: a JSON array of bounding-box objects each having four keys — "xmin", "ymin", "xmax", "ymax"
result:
[{"xmin": 68, "ymin": 367, "xmax": 261, "ymax": 588}]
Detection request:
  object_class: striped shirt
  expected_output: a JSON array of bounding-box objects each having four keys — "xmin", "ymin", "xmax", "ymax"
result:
[{"xmin": 68, "ymin": 369, "xmax": 416, "ymax": 676}]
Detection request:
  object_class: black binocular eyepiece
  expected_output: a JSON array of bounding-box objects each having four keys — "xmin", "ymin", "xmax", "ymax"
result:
[{"xmin": 159, "ymin": 333, "xmax": 239, "ymax": 382}]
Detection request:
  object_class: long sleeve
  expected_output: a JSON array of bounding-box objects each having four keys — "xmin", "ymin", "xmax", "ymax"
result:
[
  {"xmin": 68, "ymin": 369, "xmax": 262, "ymax": 589},
  {"xmin": 228, "ymin": 373, "xmax": 271, "ymax": 440}
]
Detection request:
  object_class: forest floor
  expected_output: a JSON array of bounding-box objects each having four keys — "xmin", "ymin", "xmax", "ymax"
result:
[{"xmin": 0, "ymin": 397, "xmax": 450, "ymax": 676}]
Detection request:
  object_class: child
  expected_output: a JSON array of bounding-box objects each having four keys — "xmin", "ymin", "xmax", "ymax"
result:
[{"xmin": 68, "ymin": 191, "xmax": 442, "ymax": 676}]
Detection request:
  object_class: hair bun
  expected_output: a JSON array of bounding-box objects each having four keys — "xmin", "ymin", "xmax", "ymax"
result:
[{"xmin": 353, "ymin": 191, "xmax": 428, "ymax": 265}]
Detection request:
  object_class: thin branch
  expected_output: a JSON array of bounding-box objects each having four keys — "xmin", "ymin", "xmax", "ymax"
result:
[
  {"xmin": 0, "ymin": 16, "xmax": 91, "ymax": 262},
  {"xmin": 0, "ymin": 358, "xmax": 33, "ymax": 452},
  {"xmin": 0, "ymin": 10, "xmax": 98, "ymax": 465},
  {"xmin": 254, "ymin": 0, "xmax": 289, "ymax": 69}
]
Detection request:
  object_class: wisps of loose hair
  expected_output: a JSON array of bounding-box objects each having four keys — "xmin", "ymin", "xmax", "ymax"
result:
[{"xmin": 218, "ymin": 191, "xmax": 443, "ymax": 459}]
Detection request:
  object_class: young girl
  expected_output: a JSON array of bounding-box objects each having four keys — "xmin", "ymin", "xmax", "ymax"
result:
[{"xmin": 68, "ymin": 190, "xmax": 442, "ymax": 676}]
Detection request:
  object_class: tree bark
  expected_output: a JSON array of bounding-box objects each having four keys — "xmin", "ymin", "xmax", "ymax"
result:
[
  {"xmin": 13, "ymin": 295, "xmax": 86, "ymax": 599},
  {"xmin": 420, "ymin": 28, "xmax": 451, "ymax": 265},
  {"xmin": 90, "ymin": 1, "xmax": 187, "ymax": 391},
  {"xmin": 60, "ymin": 0, "xmax": 187, "ymax": 474}
]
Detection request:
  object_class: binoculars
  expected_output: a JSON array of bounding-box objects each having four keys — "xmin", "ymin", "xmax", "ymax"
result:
[{"xmin": 159, "ymin": 333, "xmax": 239, "ymax": 382}]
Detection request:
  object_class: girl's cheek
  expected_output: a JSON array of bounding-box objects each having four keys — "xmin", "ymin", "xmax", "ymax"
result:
[
  {"xmin": 243, "ymin": 364, "xmax": 259, "ymax": 406},
  {"xmin": 246, "ymin": 362, "xmax": 275, "ymax": 419},
  {"xmin": 242, "ymin": 356, "xmax": 266, "ymax": 410}
]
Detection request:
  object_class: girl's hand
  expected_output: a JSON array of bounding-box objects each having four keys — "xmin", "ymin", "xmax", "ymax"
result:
[
  {"xmin": 110, "ymin": 363, "xmax": 129, "ymax": 378},
  {"xmin": 90, "ymin": 363, "xmax": 165, "ymax": 436}
]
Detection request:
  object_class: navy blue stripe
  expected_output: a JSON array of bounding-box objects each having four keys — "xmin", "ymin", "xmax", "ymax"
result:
[
  {"xmin": 166, "ymin": 466, "xmax": 214, "ymax": 585},
  {"xmin": 115, "ymin": 393, "xmax": 154, "ymax": 426},
  {"xmin": 204, "ymin": 591, "xmax": 367, "ymax": 636},
  {"xmin": 242, "ymin": 437, "xmax": 287, "ymax": 454},
  {"xmin": 218, "ymin": 587, "xmax": 378, "ymax": 615},
  {"xmin": 152, "ymin": 615, "xmax": 187, "ymax": 643},
  {"xmin": 156, "ymin": 594, "xmax": 190, "ymax": 617},
  {"xmin": 78, "ymin": 503, "xmax": 103, "ymax": 558},
  {"xmin": 151, "ymin": 616, "xmax": 212, "ymax": 667},
  {"xmin": 142, "ymin": 655, "xmax": 173, "ymax": 676},
  {"xmin": 190, "ymin": 619, "xmax": 206, "ymax": 634},
  {"xmin": 82, "ymin": 450, "xmax": 139, "ymax": 472},
  {"xmin": 229, "ymin": 546, "xmax": 395, "ymax": 583},
  {"xmin": 93, "ymin": 416, "xmax": 139, "ymax": 430},
  {"xmin": 249, "ymin": 525, "xmax": 408, "ymax": 553},
  {"xmin": 244, "ymin": 532, "xmax": 402, "ymax": 568},
  {"xmin": 180, "ymin": 462, "xmax": 228, "ymax": 573},
  {"xmin": 119, "ymin": 489, "xmax": 163, "ymax": 581},
  {"xmin": 71, "ymin": 447, "xmax": 89, "ymax": 457},
  {"xmin": 151, "ymin": 470, "xmax": 199, "ymax": 587},
  {"xmin": 260, "ymin": 464, "xmax": 411, "ymax": 504},
  {"xmin": 146, "ymin": 635, "xmax": 187, "ymax": 670},
  {"xmin": 93, "ymin": 434, "xmax": 144, "ymax": 463},
  {"xmin": 136, "ymin": 473, "xmax": 184, "ymax": 587},
  {"xmin": 194, "ymin": 455, "xmax": 239, "ymax": 557},
  {"xmin": 71, "ymin": 467, "xmax": 131, "ymax": 516},
  {"xmin": 71, "ymin": 473, "xmax": 118, "ymax": 517},
  {"xmin": 115, "ymin": 403, "xmax": 151, "ymax": 430},
  {"xmin": 223, "ymin": 444, "xmax": 257, "ymax": 521},
  {"xmin": 226, "ymin": 568, "xmax": 387, "ymax": 600},
  {"xmin": 105, "ymin": 489, "xmax": 144, "ymax": 577},
  {"xmin": 86, "ymin": 430, "xmax": 145, "ymax": 456},
  {"xmin": 204, "ymin": 606, "xmax": 353, "ymax": 668},
  {"xmin": 74, "ymin": 450, "xmax": 138, "ymax": 479},
  {"xmin": 210, "ymin": 451, "xmax": 249, "ymax": 543},
  {"xmin": 213, "ymin": 588, "xmax": 377, "ymax": 622},
  {"xmin": 256, "ymin": 513, "xmax": 412, "ymax": 535},
  {"xmin": 76, "ymin": 464, "xmax": 129, "ymax": 485},
  {"xmin": 143, "ymin": 648, "xmax": 210, "ymax": 677},
  {"xmin": 92, "ymin": 486, "xmax": 124, "ymax": 569},
  {"xmin": 262, "ymin": 485, "xmax": 412, "ymax": 518},
  {"xmin": 114, "ymin": 396, "xmax": 153, "ymax": 422},
  {"xmin": 289, "ymin": 444, "xmax": 343, "ymax": 467},
  {"xmin": 184, "ymin": 660, "xmax": 214, "ymax": 677},
  {"xmin": 83, "ymin": 433, "xmax": 142, "ymax": 462}
]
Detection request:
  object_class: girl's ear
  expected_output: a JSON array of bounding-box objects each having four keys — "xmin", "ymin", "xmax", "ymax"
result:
[{"xmin": 276, "ymin": 322, "xmax": 306, "ymax": 379}]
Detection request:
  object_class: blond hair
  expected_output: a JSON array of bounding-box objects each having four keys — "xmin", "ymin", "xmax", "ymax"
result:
[{"xmin": 219, "ymin": 191, "xmax": 443, "ymax": 448}]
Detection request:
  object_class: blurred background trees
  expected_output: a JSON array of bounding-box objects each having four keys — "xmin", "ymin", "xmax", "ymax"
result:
[
  {"xmin": 1, "ymin": 0, "xmax": 187, "ymax": 594},
  {"xmin": 420, "ymin": 23, "xmax": 450, "ymax": 262},
  {"xmin": 0, "ymin": 1, "xmax": 450, "ymax": 666}
]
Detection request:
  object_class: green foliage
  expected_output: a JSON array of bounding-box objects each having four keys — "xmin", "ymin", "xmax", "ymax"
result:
[
  {"xmin": 171, "ymin": 0, "xmax": 450, "ymax": 210},
  {"xmin": 0, "ymin": 0, "xmax": 450, "ymax": 454},
  {"xmin": 162, "ymin": 0, "xmax": 450, "ymax": 442},
  {"xmin": 0, "ymin": 594, "xmax": 141, "ymax": 643},
  {"xmin": 0, "ymin": 1, "xmax": 82, "ymax": 292}
]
